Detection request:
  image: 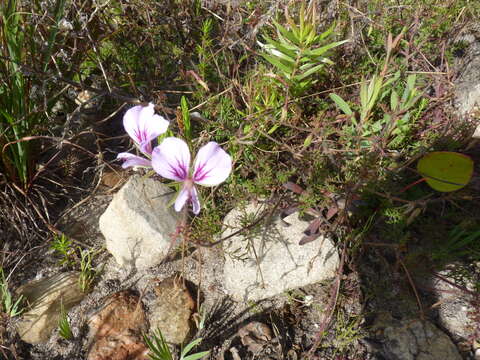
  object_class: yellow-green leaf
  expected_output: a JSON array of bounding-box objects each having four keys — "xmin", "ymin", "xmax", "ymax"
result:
[{"xmin": 417, "ymin": 152, "xmax": 474, "ymax": 192}]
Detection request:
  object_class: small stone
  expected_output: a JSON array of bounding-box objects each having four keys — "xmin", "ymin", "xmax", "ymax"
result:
[
  {"xmin": 377, "ymin": 315, "xmax": 462, "ymax": 360},
  {"xmin": 238, "ymin": 322, "xmax": 272, "ymax": 353},
  {"xmin": 222, "ymin": 203, "xmax": 339, "ymax": 301},
  {"xmin": 100, "ymin": 169, "xmax": 126, "ymax": 189},
  {"xmin": 149, "ymin": 276, "xmax": 195, "ymax": 345},
  {"xmin": 99, "ymin": 175, "xmax": 180, "ymax": 270},
  {"xmin": 87, "ymin": 290, "xmax": 148, "ymax": 360},
  {"xmin": 16, "ymin": 272, "xmax": 85, "ymax": 344}
]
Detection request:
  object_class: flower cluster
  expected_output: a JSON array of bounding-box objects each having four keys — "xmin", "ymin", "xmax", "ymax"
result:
[{"xmin": 117, "ymin": 103, "xmax": 232, "ymax": 215}]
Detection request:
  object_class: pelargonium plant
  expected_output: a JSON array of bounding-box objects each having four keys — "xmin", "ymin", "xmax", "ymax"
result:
[
  {"xmin": 118, "ymin": 103, "xmax": 232, "ymax": 214},
  {"xmin": 117, "ymin": 103, "xmax": 169, "ymax": 168}
]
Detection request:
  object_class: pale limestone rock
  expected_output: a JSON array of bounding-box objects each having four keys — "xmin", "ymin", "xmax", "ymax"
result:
[
  {"xmin": 87, "ymin": 291, "xmax": 148, "ymax": 360},
  {"xmin": 222, "ymin": 203, "xmax": 339, "ymax": 301},
  {"xmin": 99, "ymin": 175, "xmax": 179, "ymax": 270},
  {"xmin": 16, "ymin": 272, "xmax": 85, "ymax": 344}
]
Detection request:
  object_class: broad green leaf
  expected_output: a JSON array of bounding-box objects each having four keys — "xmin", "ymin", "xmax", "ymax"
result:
[
  {"xmin": 360, "ymin": 79, "xmax": 368, "ymax": 109},
  {"xmin": 265, "ymin": 45, "xmax": 296, "ymax": 63},
  {"xmin": 318, "ymin": 22, "xmax": 335, "ymax": 41},
  {"xmin": 303, "ymin": 40, "xmax": 348, "ymax": 57},
  {"xmin": 263, "ymin": 36, "xmax": 297, "ymax": 59},
  {"xmin": 367, "ymin": 76, "xmax": 383, "ymax": 111},
  {"xmin": 274, "ymin": 21, "xmax": 299, "ymax": 45},
  {"xmin": 261, "ymin": 54, "xmax": 293, "ymax": 74},
  {"xmin": 276, "ymin": 34, "xmax": 299, "ymax": 50},
  {"xmin": 295, "ymin": 63, "xmax": 324, "ymax": 81},
  {"xmin": 390, "ymin": 89, "xmax": 399, "ymax": 111},
  {"xmin": 417, "ymin": 152, "xmax": 474, "ymax": 192},
  {"xmin": 407, "ymin": 74, "xmax": 416, "ymax": 91},
  {"xmin": 382, "ymin": 71, "xmax": 399, "ymax": 88},
  {"xmin": 329, "ymin": 93, "xmax": 353, "ymax": 115},
  {"xmin": 367, "ymin": 75, "xmax": 376, "ymax": 103}
]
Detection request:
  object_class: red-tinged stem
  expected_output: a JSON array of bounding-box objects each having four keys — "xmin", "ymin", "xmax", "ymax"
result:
[{"xmin": 399, "ymin": 177, "xmax": 426, "ymax": 193}]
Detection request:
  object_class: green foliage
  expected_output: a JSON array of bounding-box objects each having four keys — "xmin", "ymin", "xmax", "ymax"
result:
[
  {"xmin": 50, "ymin": 234, "xmax": 97, "ymax": 292},
  {"xmin": 143, "ymin": 328, "xmax": 210, "ymax": 360},
  {"xmin": 180, "ymin": 96, "xmax": 192, "ymax": 144},
  {"xmin": 0, "ymin": 267, "xmax": 24, "ymax": 317},
  {"xmin": 431, "ymin": 224, "xmax": 480, "ymax": 266},
  {"xmin": 196, "ymin": 18, "xmax": 214, "ymax": 82},
  {"xmin": 331, "ymin": 72, "xmax": 424, "ymax": 149},
  {"xmin": 260, "ymin": 4, "xmax": 347, "ymax": 96},
  {"xmin": 79, "ymin": 249, "xmax": 96, "ymax": 293},
  {"xmin": 332, "ymin": 311, "xmax": 364, "ymax": 354},
  {"xmin": 50, "ymin": 233, "xmax": 76, "ymax": 267},
  {"xmin": 0, "ymin": 0, "xmax": 65, "ymax": 187},
  {"xmin": 58, "ymin": 301, "xmax": 73, "ymax": 340},
  {"xmin": 417, "ymin": 152, "xmax": 474, "ymax": 192}
]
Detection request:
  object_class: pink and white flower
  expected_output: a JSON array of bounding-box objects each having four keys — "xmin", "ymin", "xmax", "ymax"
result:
[
  {"xmin": 117, "ymin": 103, "xmax": 169, "ymax": 168},
  {"xmin": 152, "ymin": 137, "xmax": 232, "ymax": 214}
]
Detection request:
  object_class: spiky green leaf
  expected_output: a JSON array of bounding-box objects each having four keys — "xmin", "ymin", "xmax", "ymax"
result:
[{"xmin": 330, "ymin": 93, "xmax": 353, "ymax": 115}]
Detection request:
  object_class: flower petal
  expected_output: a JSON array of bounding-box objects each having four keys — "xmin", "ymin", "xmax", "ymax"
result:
[
  {"xmin": 190, "ymin": 185, "xmax": 201, "ymax": 214},
  {"xmin": 117, "ymin": 152, "xmax": 151, "ymax": 168},
  {"xmin": 193, "ymin": 142, "xmax": 232, "ymax": 186},
  {"xmin": 123, "ymin": 103, "xmax": 169, "ymax": 154},
  {"xmin": 151, "ymin": 137, "xmax": 191, "ymax": 181},
  {"xmin": 123, "ymin": 105, "xmax": 144, "ymax": 144},
  {"xmin": 174, "ymin": 185, "xmax": 190, "ymax": 212}
]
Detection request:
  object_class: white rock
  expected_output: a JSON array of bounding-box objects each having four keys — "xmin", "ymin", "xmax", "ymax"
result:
[
  {"xmin": 16, "ymin": 272, "xmax": 85, "ymax": 344},
  {"xmin": 428, "ymin": 270, "xmax": 475, "ymax": 341},
  {"xmin": 99, "ymin": 175, "xmax": 179, "ymax": 270},
  {"xmin": 223, "ymin": 203, "xmax": 339, "ymax": 301}
]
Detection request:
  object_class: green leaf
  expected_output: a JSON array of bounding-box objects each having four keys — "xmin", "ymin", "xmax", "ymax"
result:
[
  {"xmin": 417, "ymin": 152, "xmax": 474, "ymax": 192},
  {"xmin": 294, "ymin": 63, "xmax": 324, "ymax": 81},
  {"xmin": 183, "ymin": 351, "xmax": 210, "ymax": 360},
  {"xmin": 390, "ymin": 89, "xmax": 399, "ymax": 111},
  {"xmin": 274, "ymin": 20, "xmax": 299, "ymax": 45},
  {"xmin": 181, "ymin": 96, "xmax": 191, "ymax": 142},
  {"xmin": 263, "ymin": 36, "xmax": 297, "ymax": 59},
  {"xmin": 303, "ymin": 133, "xmax": 313, "ymax": 148},
  {"xmin": 318, "ymin": 22, "xmax": 335, "ymax": 41},
  {"xmin": 407, "ymin": 74, "xmax": 416, "ymax": 91},
  {"xmin": 360, "ymin": 79, "xmax": 368, "ymax": 110},
  {"xmin": 261, "ymin": 54, "xmax": 293, "ymax": 75},
  {"xmin": 303, "ymin": 40, "xmax": 348, "ymax": 57},
  {"xmin": 367, "ymin": 76, "xmax": 383, "ymax": 111},
  {"xmin": 181, "ymin": 338, "xmax": 203, "ymax": 358},
  {"xmin": 329, "ymin": 93, "xmax": 353, "ymax": 115},
  {"xmin": 268, "ymin": 123, "xmax": 280, "ymax": 134}
]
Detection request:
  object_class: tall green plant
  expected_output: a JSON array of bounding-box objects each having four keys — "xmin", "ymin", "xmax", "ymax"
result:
[
  {"xmin": 0, "ymin": 0, "xmax": 65, "ymax": 188},
  {"xmin": 259, "ymin": 4, "xmax": 347, "ymax": 96}
]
